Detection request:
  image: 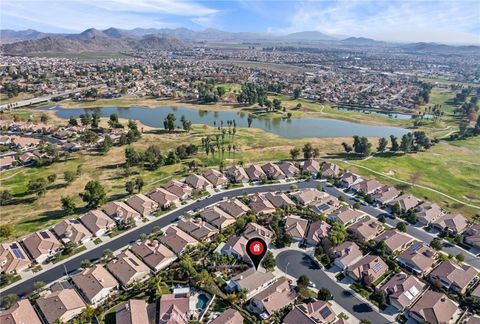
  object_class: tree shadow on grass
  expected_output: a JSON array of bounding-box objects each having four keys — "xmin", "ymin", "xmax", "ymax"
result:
[{"xmin": 108, "ymin": 193, "xmax": 128, "ymax": 202}]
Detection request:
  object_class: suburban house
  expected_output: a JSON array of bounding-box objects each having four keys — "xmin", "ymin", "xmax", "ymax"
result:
[
  {"xmin": 159, "ymin": 226, "xmax": 198, "ymax": 255},
  {"xmin": 465, "ymin": 224, "xmax": 480, "ymax": 249},
  {"xmin": 19, "ymin": 151, "xmax": 37, "ymax": 165},
  {"xmin": 0, "ymin": 242, "xmax": 31, "ymax": 273},
  {"xmin": 372, "ymin": 186, "xmax": 401, "ymax": 205},
  {"xmin": 22, "ymin": 230, "xmax": 62, "ymax": 264},
  {"xmin": 261, "ymin": 162, "xmax": 285, "ymax": 180},
  {"xmin": 302, "ymin": 159, "xmax": 320, "ymax": 176},
  {"xmin": 320, "ymin": 162, "xmax": 341, "ymax": 178},
  {"xmin": 397, "ymin": 242, "xmax": 437, "ymax": 275},
  {"xmin": 247, "ymin": 278, "xmax": 297, "ymax": 320},
  {"xmin": 177, "ymin": 218, "xmax": 219, "ymax": 241},
  {"xmin": 218, "ymin": 198, "xmax": 250, "ymax": 218},
  {"xmin": 409, "ymin": 291, "xmax": 460, "ymax": 324},
  {"xmin": 283, "ymin": 300, "xmax": 336, "ymax": 324},
  {"xmin": 158, "ymin": 288, "xmax": 191, "ymax": 324},
  {"xmin": 36, "ymin": 286, "xmax": 86, "ymax": 324},
  {"xmin": 415, "ymin": 202, "xmax": 444, "ymax": 226},
  {"xmin": 428, "ymin": 260, "xmax": 478, "ymax": 294},
  {"xmin": 331, "ymin": 241, "xmax": 363, "ymax": 270},
  {"xmin": 339, "ymin": 172, "xmax": 362, "ymax": 188},
  {"xmin": 264, "ymin": 192, "xmax": 295, "ymax": 208},
  {"xmin": 116, "ymin": 299, "xmax": 149, "ymax": 324},
  {"xmin": 163, "ymin": 180, "xmax": 193, "ymax": 200},
  {"xmin": 209, "ymin": 308, "xmax": 243, "ymax": 324},
  {"xmin": 291, "ymin": 188, "xmax": 329, "ymax": 205},
  {"xmin": 184, "ymin": 174, "xmax": 212, "ymax": 191},
  {"xmin": 248, "ymin": 193, "xmax": 276, "ymax": 215},
  {"xmin": 53, "ymin": 219, "xmax": 92, "ymax": 244},
  {"xmin": 346, "ymin": 255, "xmax": 388, "ymax": 284},
  {"xmin": 80, "ymin": 209, "xmax": 116, "ymax": 237},
  {"xmin": 390, "ymin": 194, "xmax": 421, "ymax": 213},
  {"xmin": 350, "ymin": 179, "xmax": 382, "ymax": 194},
  {"xmin": 103, "ymin": 201, "xmax": 141, "ymax": 224},
  {"xmin": 224, "ymin": 165, "xmax": 249, "ymax": 183},
  {"xmin": 71, "ymin": 264, "xmax": 118, "ymax": 305},
  {"xmin": 0, "ymin": 299, "xmax": 42, "ymax": 324},
  {"xmin": 243, "ymin": 223, "xmax": 274, "ymax": 245},
  {"xmin": 373, "ymin": 229, "xmax": 414, "ymax": 254},
  {"xmin": 221, "ymin": 235, "xmax": 248, "ymax": 260},
  {"xmin": 226, "ymin": 268, "xmax": 276, "ymax": 299},
  {"xmin": 131, "ymin": 240, "xmax": 177, "ymax": 272},
  {"xmin": 432, "ymin": 213, "xmax": 468, "ymax": 235},
  {"xmin": 125, "ymin": 194, "xmax": 159, "ymax": 217},
  {"xmin": 380, "ymin": 272, "xmax": 426, "ymax": 311},
  {"xmin": 203, "ymin": 169, "xmax": 229, "ymax": 188},
  {"xmin": 278, "ymin": 161, "xmax": 300, "ymax": 178},
  {"xmin": 245, "ymin": 164, "xmax": 267, "ymax": 182},
  {"xmin": 310, "ymin": 195, "xmax": 341, "ymax": 215},
  {"xmin": 347, "ymin": 217, "xmax": 384, "ymax": 241},
  {"xmin": 200, "ymin": 206, "xmax": 236, "ymax": 230},
  {"xmin": 305, "ymin": 220, "xmax": 331, "ymax": 246},
  {"xmin": 284, "ymin": 215, "xmax": 309, "ymax": 241},
  {"xmin": 148, "ymin": 188, "xmax": 179, "ymax": 209},
  {"xmin": 328, "ymin": 207, "xmax": 364, "ymax": 226},
  {"xmin": 0, "ymin": 155, "xmax": 15, "ymax": 170},
  {"xmin": 106, "ymin": 250, "xmax": 151, "ymax": 288}
]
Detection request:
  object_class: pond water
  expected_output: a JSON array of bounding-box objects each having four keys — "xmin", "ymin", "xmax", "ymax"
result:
[
  {"xmin": 43, "ymin": 106, "xmax": 409, "ymax": 138},
  {"xmin": 335, "ymin": 107, "xmax": 434, "ymax": 120}
]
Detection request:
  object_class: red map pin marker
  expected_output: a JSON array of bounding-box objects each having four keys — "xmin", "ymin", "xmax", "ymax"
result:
[{"xmin": 246, "ymin": 237, "xmax": 268, "ymax": 270}]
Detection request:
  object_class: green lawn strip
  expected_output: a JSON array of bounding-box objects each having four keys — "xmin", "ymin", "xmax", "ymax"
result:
[
  {"xmin": 51, "ymin": 245, "xmax": 87, "ymax": 264},
  {"xmin": 0, "ymin": 273, "xmax": 21, "ymax": 289},
  {"xmin": 93, "ymin": 237, "xmax": 102, "ymax": 245}
]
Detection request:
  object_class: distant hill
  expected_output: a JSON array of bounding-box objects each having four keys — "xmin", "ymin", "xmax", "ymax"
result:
[
  {"xmin": 401, "ymin": 42, "xmax": 480, "ymax": 54},
  {"xmin": 341, "ymin": 37, "xmax": 385, "ymax": 46},
  {"xmin": 280, "ymin": 31, "xmax": 337, "ymax": 41},
  {"xmin": 0, "ymin": 29, "xmax": 60, "ymax": 44}
]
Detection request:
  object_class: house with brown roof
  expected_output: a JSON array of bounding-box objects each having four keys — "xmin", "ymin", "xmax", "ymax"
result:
[
  {"xmin": 247, "ymin": 278, "xmax": 297, "ymax": 319},
  {"xmin": 265, "ymin": 192, "xmax": 295, "ymax": 208},
  {"xmin": 245, "ymin": 164, "xmax": 267, "ymax": 182},
  {"xmin": 221, "ymin": 235, "xmax": 248, "ymax": 260},
  {"xmin": 248, "ymin": 193, "xmax": 276, "ymax": 215},
  {"xmin": 380, "ymin": 272, "xmax": 426, "ymax": 311},
  {"xmin": 131, "ymin": 240, "xmax": 177, "ymax": 272},
  {"xmin": 103, "ymin": 201, "xmax": 141, "ymax": 224},
  {"xmin": 177, "ymin": 218, "xmax": 218, "ymax": 241},
  {"xmin": 0, "ymin": 299, "xmax": 42, "ymax": 324},
  {"xmin": 203, "ymin": 169, "xmax": 229, "ymax": 188},
  {"xmin": 227, "ymin": 268, "xmax": 276, "ymax": 298},
  {"xmin": 148, "ymin": 187, "xmax": 179, "ymax": 209},
  {"xmin": 0, "ymin": 155, "xmax": 15, "ymax": 170},
  {"xmin": 432, "ymin": 213, "xmax": 468, "ymax": 235},
  {"xmin": 339, "ymin": 172, "xmax": 362, "ymax": 188},
  {"xmin": 291, "ymin": 188, "xmax": 329, "ymax": 205},
  {"xmin": 53, "ymin": 219, "xmax": 92, "ymax": 244},
  {"xmin": 409, "ymin": 291, "xmax": 460, "ymax": 324},
  {"xmin": 22, "ymin": 230, "xmax": 62, "ymax": 264},
  {"xmin": 163, "ymin": 180, "xmax": 193, "ymax": 200},
  {"xmin": 397, "ymin": 242, "xmax": 437, "ymax": 275},
  {"xmin": 306, "ymin": 220, "xmax": 331, "ymax": 246},
  {"xmin": 116, "ymin": 299, "xmax": 149, "ymax": 324},
  {"xmin": 80, "ymin": 209, "xmax": 116, "ymax": 237},
  {"xmin": 224, "ymin": 165, "xmax": 249, "ymax": 183},
  {"xmin": 348, "ymin": 217, "xmax": 384, "ymax": 242},
  {"xmin": 159, "ymin": 226, "xmax": 198, "ymax": 255},
  {"xmin": 390, "ymin": 194, "xmax": 421, "ymax": 213},
  {"xmin": 320, "ymin": 162, "xmax": 341, "ymax": 178},
  {"xmin": 243, "ymin": 223, "xmax": 274, "ymax": 245},
  {"xmin": 209, "ymin": 308, "xmax": 243, "ymax": 324},
  {"xmin": 346, "ymin": 255, "xmax": 388, "ymax": 284},
  {"xmin": 19, "ymin": 151, "xmax": 37, "ymax": 165},
  {"xmin": 278, "ymin": 161, "xmax": 300, "ymax": 178},
  {"xmin": 311, "ymin": 195, "xmax": 341, "ymax": 215},
  {"xmin": 125, "ymin": 194, "xmax": 159, "ymax": 217},
  {"xmin": 328, "ymin": 207, "xmax": 365, "ymax": 226},
  {"xmin": 283, "ymin": 300, "xmax": 336, "ymax": 324},
  {"xmin": 106, "ymin": 250, "xmax": 150, "ymax": 288},
  {"xmin": 36, "ymin": 287, "xmax": 86, "ymax": 324},
  {"xmin": 185, "ymin": 174, "xmax": 212, "ymax": 191},
  {"xmin": 302, "ymin": 159, "xmax": 320, "ymax": 176},
  {"xmin": 218, "ymin": 198, "xmax": 250, "ymax": 218},
  {"xmin": 200, "ymin": 206, "xmax": 236, "ymax": 230},
  {"xmin": 373, "ymin": 229, "xmax": 414, "ymax": 254},
  {"xmin": 465, "ymin": 224, "xmax": 480, "ymax": 249},
  {"xmin": 261, "ymin": 162, "xmax": 285, "ymax": 180},
  {"xmin": 429, "ymin": 260, "xmax": 478, "ymax": 294},
  {"xmin": 331, "ymin": 241, "xmax": 363, "ymax": 270},
  {"xmin": 0, "ymin": 242, "xmax": 31, "ymax": 273},
  {"xmin": 158, "ymin": 288, "xmax": 191, "ymax": 324},
  {"xmin": 284, "ymin": 216, "xmax": 309, "ymax": 241},
  {"xmin": 350, "ymin": 179, "xmax": 382, "ymax": 194},
  {"xmin": 372, "ymin": 186, "xmax": 401, "ymax": 205},
  {"xmin": 71, "ymin": 264, "xmax": 118, "ymax": 305},
  {"xmin": 415, "ymin": 202, "xmax": 444, "ymax": 225}
]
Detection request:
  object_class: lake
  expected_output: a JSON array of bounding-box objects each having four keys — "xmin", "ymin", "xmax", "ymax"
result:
[{"xmin": 43, "ymin": 106, "xmax": 409, "ymax": 138}]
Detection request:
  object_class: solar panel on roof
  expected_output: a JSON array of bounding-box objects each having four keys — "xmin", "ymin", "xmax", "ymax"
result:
[
  {"xmin": 317, "ymin": 204, "xmax": 329, "ymax": 211},
  {"xmin": 372, "ymin": 262, "xmax": 384, "ymax": 273},
  {"xmin": 411, "ymin": 242, "xmax": 422, "ymax": 252},
  {"xmin": 129, "ymin": 258, "xmax": 139, "ymax": 267},
  {"xmin": 10, "ymin": 244, "xmax": 25, "ymax": 259},
  {"xmin": 40, "ymin": 231, "xmax": 50, "ymax": 239},
  {"xmin": 319, "ymin": 306, "xmax": 332, "ymax": 319}
]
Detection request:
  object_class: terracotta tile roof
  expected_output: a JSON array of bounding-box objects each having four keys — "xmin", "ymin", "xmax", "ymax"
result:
[
  {"xmin": 36, "ymin": 288, "xmax": 86, "ymax": 324},
  {"xmin": 71, "ymin": 265, "xmax": 118, "ymax": 303},
  {"xmin": 0, "ymin": 299, "xmax": 42, "ymax": 324},
  {"xmin": 22, "ymin": 230, "xmax": 62, "ymax": 261},
  {"xmin": 116, "ymin": 299, "xmax": 149, "ymax": 324},
  {"xmin": 410, "ymin": 291, "xmax": 458, "ymax": 324}
]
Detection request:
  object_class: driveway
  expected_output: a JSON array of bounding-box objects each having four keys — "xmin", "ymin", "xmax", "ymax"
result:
[{"xmin": 276, "ymin": 250, "xmax": 393, "ymax": 324}]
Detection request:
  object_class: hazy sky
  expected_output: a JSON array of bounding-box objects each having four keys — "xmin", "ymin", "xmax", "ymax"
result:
[{"xmin": 1, "ymin": 0, "xmax": 479, "ymax": 44}]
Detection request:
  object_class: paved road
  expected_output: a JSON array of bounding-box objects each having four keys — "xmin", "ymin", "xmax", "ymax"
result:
[
  {"xmin": 276, "ymin": 250, "xmax": 392, "ymax": 324},
  {"xmin": 0, "ymin": 180, "xmax": 316, "ymax": 298}
]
